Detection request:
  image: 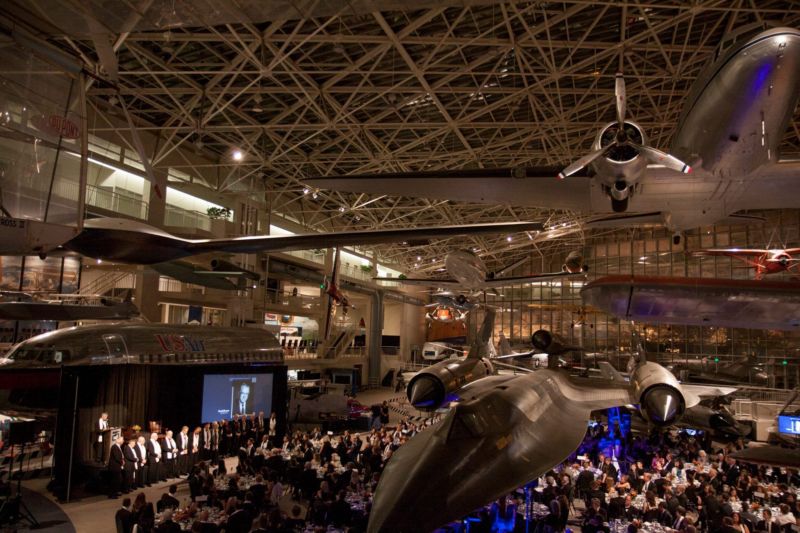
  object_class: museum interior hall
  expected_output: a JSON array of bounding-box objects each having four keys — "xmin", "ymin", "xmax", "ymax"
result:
[{"xmin": 0, "ymin": 1, "xmax": 799, "ymax": 532}]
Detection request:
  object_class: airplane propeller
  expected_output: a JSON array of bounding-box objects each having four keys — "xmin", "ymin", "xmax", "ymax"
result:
[{"xmin": 558, "ymin": 73, "xmax": 692, "ymax": 180}]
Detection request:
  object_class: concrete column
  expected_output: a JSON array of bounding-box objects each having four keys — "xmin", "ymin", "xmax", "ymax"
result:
[
  {"xmin": 368, "ymin": 290, "xmax": 384, "ymax": 384},
  {"xmin": 133, "ymin": 168, "xmax": 168, "ymax": 322}
]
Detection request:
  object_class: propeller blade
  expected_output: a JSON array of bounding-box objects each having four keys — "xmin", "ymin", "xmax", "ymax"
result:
[
  {"xmin": 558, "ymin": 146, "xmax": 608, "ymax": 179},
  {"xmin": 615, "ymin": 72, "xmax": 626, "ymax": 130},
  {"xmin": 634, "ymin": 144, "xmax": 692, "ymax": 174}
]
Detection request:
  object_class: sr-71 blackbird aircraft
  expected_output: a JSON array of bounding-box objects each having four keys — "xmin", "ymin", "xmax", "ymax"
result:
[
  {"xmin": 374, "ymin": 250, "xmax": 586, "ymax": 292},
  {"xmin": 374, "ymin": 320, "xmax": 723, "ymax": 532},
  {"xmin": 307, "ymin": 26, "xmax": 800, "ymax": 244},
  {"xmin": 691, "ymin": 247, "xmax": 800, "ymax": 279},
  {"xmin": 0, "ymin": 215, "xmax": 543, "ymax": 264}
]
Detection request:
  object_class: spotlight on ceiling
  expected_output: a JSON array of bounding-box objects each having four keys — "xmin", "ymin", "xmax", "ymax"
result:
[{"xmin": 232, "ymin": 149, "xmax": 244, "ymax": 161}]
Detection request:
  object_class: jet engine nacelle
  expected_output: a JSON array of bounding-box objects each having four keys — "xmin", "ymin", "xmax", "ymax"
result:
[
  {"xmin": 530, "ymin": 329, "xmax": 581, "ymax": 356},
  {"xmin": 563, "ymin": 251, "xmax": 588, "ymax": 274},
  {"xmin": 210, "ymin": 259, "xmax": 260, "ymax": 281},
  {"xmin": 406, "ymin": 357, "xmax": 494, "ymax": 411},
  {"xmin": 630, "ymin": 361, "xmax": 686, "ymax": 426}
]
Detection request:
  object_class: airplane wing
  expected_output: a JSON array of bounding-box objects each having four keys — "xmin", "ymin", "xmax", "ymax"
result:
[
  {"xmin": 68, "ymin": 218, "xmax": 546, "ymax": 264},
  {"xmin": 480, "ymin": 271, "xmax": 586, "ymax": 288},
  {"xmin": 691, "ymin": 248, "xmax": 766, "ymax": 257},
  {"xmin": 373, "ymin": 277, "xmax": 460, "ymax": 288},
  {"xmin": 680, "ymin": 384, "xmax": 738, "ymax": 399},
  {"xmin": 305, "ymin": 168, "xmax": 594, "ymax": 212}
]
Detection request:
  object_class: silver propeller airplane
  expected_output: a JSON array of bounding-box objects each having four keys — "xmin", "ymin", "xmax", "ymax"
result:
[
  {"xmin": 374, "ymin": 249, "xmax": 586, "ymax": 292},
  {"xmin": 306, "ymin": 26, "xmax": 800, "ymax": 245}
]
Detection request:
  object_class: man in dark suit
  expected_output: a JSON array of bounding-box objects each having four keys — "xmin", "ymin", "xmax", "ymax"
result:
[
  {"xmin": 673, "ymin": 506, "xmax": 689, "ymax": 532},
  {"xmin": 162, "ymin": 430, "xmax": 177, "ymax": 479},
  {"xmin": 108, "ymin": 435, "xmax": 125, "ymax": 498},
  {"xmin": 146, "ymin": 432, "xmax": 162, "ymax": 484},
  {"xmin": 115, "ymin": 497, "xmax": 134, "ymax": 533},
  {"xmin": 201, "ymin": 424, "xmax": 212, "ymax": 461},
  {"xmin": 135, "ymin": 436, "xmax": 149, "ymax": 487},
  {"xmin": 232, "ymin": 381, "xmax": 253, "ymax": 416},
  {"xmin": 122, "ymin": 438, "xmax": 139, "ymax": 492},
  {"xmin": 158, "ymin": 484, "xmax": 180, "ymax": 511},
  {"xmin": 210, "ymin": 422, "xmax": 220, "ymax": 463},
  {"xmin": 758, "ymin": 509, "xmax": 778, "ymax": 533},
  {"xmin": 176, "ymin": 426, "xmax": 189, "ymax": 475}
]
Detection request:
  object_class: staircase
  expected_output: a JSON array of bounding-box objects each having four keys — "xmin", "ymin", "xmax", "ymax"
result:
[
  {"xmin": 77, "ymin": 270, "xmax": 136, "ymax": 299},
  {"xmin": 318, "ymin": 323, "xmax": 359, "ymax": 359}
]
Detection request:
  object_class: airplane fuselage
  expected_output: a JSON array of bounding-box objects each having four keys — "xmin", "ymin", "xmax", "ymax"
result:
[
  {"xmin": 444, "ymin": 250, "xmax": 487, "ymax": 291},
  {"xmin": 369, "ymin": 369, "xmax": 632, "ymax": 532}
]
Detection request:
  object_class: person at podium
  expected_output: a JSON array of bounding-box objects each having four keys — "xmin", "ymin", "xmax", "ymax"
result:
[{"xmin": 96, "ymin": 412, "xmax": 110, "ymax": 463}]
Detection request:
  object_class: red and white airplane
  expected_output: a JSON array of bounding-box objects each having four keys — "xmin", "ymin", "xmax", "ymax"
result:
[
  {"xmin": 321, "ymin": 247, "xmax": 352, "ymax": 340},
  {"xmin": 691, "ymin": 247, "xmax": 800, "ymax": 279}
]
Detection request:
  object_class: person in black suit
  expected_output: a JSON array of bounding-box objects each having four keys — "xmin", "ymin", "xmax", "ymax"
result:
[
  {"xmin": 122, "ymin": 438, "xmax": 139, "ymax": 492},
  {"xmin": 232, "ymin": 381, "xmax": 254, "ymax": 416},
  {"xmin": 176, "ymin": 426, "xmax": 189, "ymax": 475},
  {"xmin": 157, "ymin": 484, "xmax": 180, "ymax": 512},
  {"xmin": 115, "ymin": 497, "xmax": 134, "ymax": 533},
  {"xmin": 210, "ymin": 422, "xmax": 220, "ymax": 463},
  {"xmin": 758, "ymin": 509, "xmax": 778, "ymax": 533},
  {"xmin": 135, "ymin": 436, "xmax": 148, "ymax": 487},
  {"xmin": 108, "ymin": 436, "xmax": 125, "ymax": 498},
  {"xmin": 162, "ymin": 430, "xmax": 177, "ymax": 479},
  {"xmin": 146, "ymin": 432, "xmax": 162, "ymax": 484}
]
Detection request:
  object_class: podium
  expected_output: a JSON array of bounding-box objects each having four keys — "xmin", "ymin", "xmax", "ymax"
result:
[{"xmin": 99, "ymin": 427, "xmax": 121, "ymax": 464}]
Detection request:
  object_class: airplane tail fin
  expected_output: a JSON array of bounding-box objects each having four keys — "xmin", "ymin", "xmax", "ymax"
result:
[
  {"xmin": 497, "ymin": 334, "xmax": 513, "ymax": 357},
  {"xmin": 467, "ymin": 308, "xmax": 495, "ymax": 359}
]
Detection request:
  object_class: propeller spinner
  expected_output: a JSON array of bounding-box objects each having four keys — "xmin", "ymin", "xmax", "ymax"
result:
[{"xmin": 558, "ymin": 73, "xmax": 692, "ymax": 212}]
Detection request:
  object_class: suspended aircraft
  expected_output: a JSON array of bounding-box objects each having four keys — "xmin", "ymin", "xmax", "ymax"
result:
[
  {"xmin": 306, "ymin": 26, "xmax": 800, "ymax": 245},
  {"xmin": 320, "ymin": 248, "xmax": 351, "ymax": 340},
  {"xmin": 375, "ymin": 250, "xmax": 586, "ymax": 293},
  {"xmin": 665, "ymin": 356, "xmax": 769, "ymax": 386},
  {"xmin": 0, "ymin": 291, "xmax": 139, "ymax": 321},
  {"xmin": 0, "ymin": 215, "xmax": 544, "ymax": 265},
  {"xmin": 151, "ymin": 258, "xmax": 260, "ymax": 290},
  {"xmin": 691, "ymin": 247, "xmax": 800, "ymax": 279},
  {"xmin": 373, "ymin": 326, "xmax": 713, "ymax": 532},
  {"xmin": 581, "ymin": 275, "xmax": 800, "ymax": 330}
]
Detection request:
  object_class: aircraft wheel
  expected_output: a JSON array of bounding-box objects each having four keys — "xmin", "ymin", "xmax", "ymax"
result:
[{"xmin": 611, "ymin": 197, "xmax": 628, "ymax": 212}]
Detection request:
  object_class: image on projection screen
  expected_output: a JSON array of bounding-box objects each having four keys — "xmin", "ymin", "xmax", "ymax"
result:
[{"xmin": 201, "ymin": 373, "xmax": 273, "ymax": 422}]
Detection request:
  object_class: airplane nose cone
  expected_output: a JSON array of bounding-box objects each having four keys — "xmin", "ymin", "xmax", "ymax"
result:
[
  {"xmin": 641, "ymin": 386, "xmax": 683, "ymax": 425},
  {"xmin": 367, "ymin": 426, "xmax": 453, "ymax": 532},
  {"xmin": 407, "ymin": 375, "xmax": 443, "ymax": 410}
]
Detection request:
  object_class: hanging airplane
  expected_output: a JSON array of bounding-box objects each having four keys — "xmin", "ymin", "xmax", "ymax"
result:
[
  {"xmin": 0, "ymin": 292, "xmax": 139, "ymax": 322},
  {"xmin": 375, "ymin": 250, "xmax": 586, "ymax": 292},
  {"xmin": 320, "ymin": 248, "xmax": 351, "ymax": 340},
  {"xmin": 372, "ymin": 332, "xmax": 709, "ymax": 532},
  {"xmin": 665, "ymin": 356, "xmax": 770, "ymax": 386},
  {"xmin": 306, "ymin": 25, "xmax": 800, "ymax": 245},
  {"xmin": 691, "ymin": 247, "xmax": 800, "ymax": 279},
  {"xmin": 0, "ymin": 215, "xmax": 544, "ymax": 265},
  {"xmin": 151, "ymin": 258, "xmax": 260, "ymax": 290},
  {"xmin": 581, "ymin": 275, "xmax": 800, "ymax": 331}
]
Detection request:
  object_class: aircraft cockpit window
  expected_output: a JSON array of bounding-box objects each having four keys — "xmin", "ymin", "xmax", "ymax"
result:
[
  {"xmin": 102, "ymin": 334, "xmax": 128, "ymax": 358},
  {"xmin": 447, "ymin": 410, "xmax": 487, "ymax": 441}
]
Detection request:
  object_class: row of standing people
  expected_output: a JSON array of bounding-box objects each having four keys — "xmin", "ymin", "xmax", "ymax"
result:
[{"xmin": 106, "ymin": 412, "xmax": 278, "ymax": 499}]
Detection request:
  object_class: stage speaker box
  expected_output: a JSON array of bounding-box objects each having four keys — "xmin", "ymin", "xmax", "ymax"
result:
[{"xmin": 8, "ymin": 421, "xmax": 37, "ymax": 445}]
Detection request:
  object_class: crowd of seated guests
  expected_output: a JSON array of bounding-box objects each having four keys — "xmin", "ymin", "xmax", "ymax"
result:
[
  {"xmin": 116, "ymin": 413, "xmax": 800, "ymax": 533},
  {"xmin": 115, "ymin": 417, "xmax": 438, "ymax": 532},
  {"xmin": 529, "ymin": 424, "xmax": 799, "ymax": 533}
]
